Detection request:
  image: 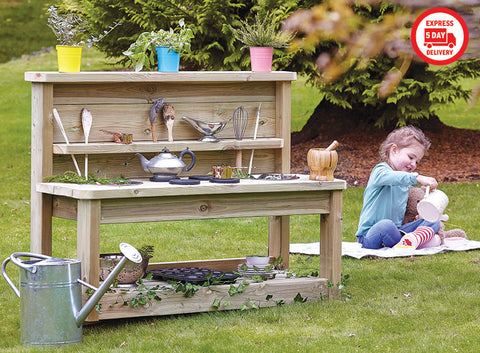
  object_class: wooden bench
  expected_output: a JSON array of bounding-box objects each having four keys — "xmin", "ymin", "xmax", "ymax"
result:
[{"xmin": 25, "ymin": 71, "xmax": 346, "ymax": 321}]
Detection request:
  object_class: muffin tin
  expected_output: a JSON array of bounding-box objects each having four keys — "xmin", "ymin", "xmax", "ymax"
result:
[{"xmin": 148, "ymin": 267, "xmax": 239, "ymax": 285}]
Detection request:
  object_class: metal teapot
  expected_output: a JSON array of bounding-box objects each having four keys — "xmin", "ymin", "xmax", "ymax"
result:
[
  {"xmin": 136, "ymin": 147, "xmax": 196, "ymax": 181},
  {"xmin": 1, "ymin": 243, "xmax": 142, "ymax": 346}
]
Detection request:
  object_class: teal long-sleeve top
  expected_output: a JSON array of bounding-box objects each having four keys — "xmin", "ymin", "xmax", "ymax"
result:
[{"xmin": 355, "ymin": 162, "xmax": 419, "ymax": 237}]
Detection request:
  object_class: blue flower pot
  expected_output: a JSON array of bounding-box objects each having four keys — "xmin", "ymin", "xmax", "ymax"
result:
[{"xmin": 156, "ymin": 46, "xmax": 180, "ymax": 72}]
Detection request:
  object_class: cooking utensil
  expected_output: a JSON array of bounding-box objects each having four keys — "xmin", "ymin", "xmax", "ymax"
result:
[
  {"xmin": 81, "ymin": 108, "xmax": 93, "ymax": 180},
  {"xmin": 162, "ymin": 103, "xmax": 175, "ymax": 142},
  {"xmin": 52, "ymin": 108, "xmax": 82, "ymax": 176},
  {"xmin": 307, "ymin": 146, "xmax": 338, "ymax": 181},
  {"xmin": 325, "ymin": 140, "xmax": 339, "ymax": 151},
  {"xmin": 182, "ymin": 116, "xmax": 228, "ymax": 142},
  {"xmin": 232, "ymin": 106, "xmax": 249, "ymax": 167},
  {"xmin": 100, "ymin": 129, "xmax": 133, "ymax": 144},
  {"xmin": 136, "ymin": 147, "xmax": 196, "ymax": 181},
  {"xmin": 149, "ymin": 98, "xmax": 164, "ymax": 155},
  {"xmin": 248, "ymin": 103, "xmax": 262, "ymax": 175}
]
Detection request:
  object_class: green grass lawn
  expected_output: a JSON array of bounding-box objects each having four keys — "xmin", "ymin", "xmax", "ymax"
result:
[
  {"xmin": 0, "ymin": 0, "xmax": 56, "ymax": 64},
  {"xmin": 0, "ymin": 47, "xmax": 480, "ymax": 352}
]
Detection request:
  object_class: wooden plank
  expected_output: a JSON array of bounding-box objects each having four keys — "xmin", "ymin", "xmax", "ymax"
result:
[
  {"xmin": 30, "ymin": 83, "xmax": 54, "ymax": 255},
  {"xmin": 52, "ymin": 81, "xmax": 276, "ymax": 105},
  {"xmin": 51, "ymin": 150, "xmax": 277, "ymax": 179},
  {"xmin": 37, "ymin": 177, "xmax": 347, "ymax": 200},
  {"xmin": 320, "ymin": 190, "xmax": 343, "ymax": 297},
  {"xmin": 52, "ymin": 196, "xmax": 78, "ymax": 220},
  {"xmin": 99, "ymin": 191, "xmax": 331, "ymax": 223},
  {"xmin": 77, "ymin": 199, "xmax": 101, "ymax": 322},
  {"xmin": 268, "ymin": 216, "xmax": 290, "ymax": 269},
  {"xmin": 275, "ymin": 81, "xmax": 292, "ymax": 174},
  {"xmin": 52, "ymin": 138, "xmax": 284, "ymax": 154},
  {"xmin": 25, "ymin": 71, "xmax": 297, "ymax": 83},
  {"xmin": 95, "ymin": 276, "xmax": 327, "ymax": 320}
]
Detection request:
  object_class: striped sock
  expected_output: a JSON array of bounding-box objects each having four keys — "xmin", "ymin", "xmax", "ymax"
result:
[{"xmin": 395, "ymin": 226, "xmax": 435, "ymax": 249}]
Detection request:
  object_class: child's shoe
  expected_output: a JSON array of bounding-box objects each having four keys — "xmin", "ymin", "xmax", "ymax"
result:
[{"xmin": 394, "ymin": 226, "xmax": 435, "ymax": 249}]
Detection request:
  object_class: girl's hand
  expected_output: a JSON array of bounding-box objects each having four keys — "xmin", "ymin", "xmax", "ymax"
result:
[{"xmin": 416, "ymin": 175, "xmax": 438, "ymax": 189}]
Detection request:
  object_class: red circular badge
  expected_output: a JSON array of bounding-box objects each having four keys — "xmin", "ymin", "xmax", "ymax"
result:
[{"xmin": 411, "ymin": 8, "xmax": 469, "ymax": 65}]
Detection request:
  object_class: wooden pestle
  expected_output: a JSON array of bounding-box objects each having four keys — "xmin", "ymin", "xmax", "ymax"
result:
[{"xmin": 325, "ymin": 140, "xmax": 339, "ymax": 151}]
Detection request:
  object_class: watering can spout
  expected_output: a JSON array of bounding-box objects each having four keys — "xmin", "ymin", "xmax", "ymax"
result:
[{"xmin": 75, "ymin": 243, "xmax": 142, "ymax": 326}]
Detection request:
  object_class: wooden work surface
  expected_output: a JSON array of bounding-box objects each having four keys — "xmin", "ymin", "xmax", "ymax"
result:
[
  {"xmin": 37, "ymin": 175, "xmax": 346, "ymax": 200},
  {"xmin": 36, "ymin": 175, "xmax": 346, "ymax": 321},
  {"xmin": 26, "ymin": 71, "xmax": 346, "ymax": 321}
]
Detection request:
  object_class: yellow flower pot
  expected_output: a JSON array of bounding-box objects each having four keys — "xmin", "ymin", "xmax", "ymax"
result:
[{"xmin": 56, "ymin": 45, "xmax": 82, "ymax": 72}]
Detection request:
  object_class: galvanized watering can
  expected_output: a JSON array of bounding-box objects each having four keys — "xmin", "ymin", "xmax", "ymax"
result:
[{"xmin": 1, "ymin": 243, "xmax": 142, "ymax": 346}]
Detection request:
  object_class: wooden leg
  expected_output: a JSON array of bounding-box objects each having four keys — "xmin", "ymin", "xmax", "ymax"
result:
[
  {"xmin": 77, "ymin": 199, "xmax": 101, "ymax": 322},
  {"xmin": 268, "ymin": 215, "xmax": 290, "ymax": 269},
  {"xmin": 320, "ymin": 190, "xmax": 343, "ymax": 296},
  {"xmin": 30, "ymin": 193, "xmax": 53, "ymax": 255}
]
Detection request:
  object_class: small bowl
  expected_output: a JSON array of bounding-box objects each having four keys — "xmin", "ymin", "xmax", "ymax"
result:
[
  {"xmin": 99, "ymin": 253, "xmax": 150, "ymax": 285},
  {"xmin": 246, "ymin": 255, "xmax": 270, "ymax": 267}
]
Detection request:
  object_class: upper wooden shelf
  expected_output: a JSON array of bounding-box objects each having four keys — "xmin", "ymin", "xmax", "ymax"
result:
[
  {"xmin": 25, "ymin": 71, "xmax": 297, "ymax": 83},
  {"xmin": 53, "ymin": 138, "xmax": 284, "ymax": 155}
]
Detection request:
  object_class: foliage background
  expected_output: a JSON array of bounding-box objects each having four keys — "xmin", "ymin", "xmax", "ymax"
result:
[{"xmin": 64, "ymin": 0, "xmax": 479, "ymax": 130}]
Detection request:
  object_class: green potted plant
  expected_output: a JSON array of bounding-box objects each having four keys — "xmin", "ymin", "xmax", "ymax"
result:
[
  {"xmin": 123, "ymin": 19, "xmax": 194, "ymax": 72},
  {"xmin": 230, "ymin": 12, "xmax": 295, "ymax": 72},
  {"xmin": 46, "ymin": 5, "xmax": 120, "ymax": 72}
]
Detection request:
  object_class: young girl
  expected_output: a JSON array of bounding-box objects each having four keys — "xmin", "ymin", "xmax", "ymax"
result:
[{"xmin": 355, "ymin": 126, "xmax": 441, "ymax": 249}]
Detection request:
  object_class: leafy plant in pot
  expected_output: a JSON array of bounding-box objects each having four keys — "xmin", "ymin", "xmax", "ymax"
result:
[
  {"xmin": 46, "ymin": 5, "xmax": 120, "ymax": 73},
  {"xmin": 230, "ymin": 12, "xmax": 295, "ymax": 72},
  {"xmin": 123, "ymin": 19, "xmax": 194, "ymax": 72}
]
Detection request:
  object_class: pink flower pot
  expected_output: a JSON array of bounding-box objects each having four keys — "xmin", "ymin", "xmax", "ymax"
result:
[{"xmin": 249, "ymin": 47, "xmax": 273, "ymax": 72}]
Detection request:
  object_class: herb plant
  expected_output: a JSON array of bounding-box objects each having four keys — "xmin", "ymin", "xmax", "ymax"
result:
[
  {"xmin": 230, "ymin": 12, "xmax": 295, "ymax": 49},
  {"xmin": 123, "ymin": 19, "xmax": 194, "ymax": 71},
  {"xmin": 46, "ymin": 5, "xmax": 120, "ymax": 47},
  {"xmin": 44, "ymin": 171, "xmax": 130, "ymax": 185}
]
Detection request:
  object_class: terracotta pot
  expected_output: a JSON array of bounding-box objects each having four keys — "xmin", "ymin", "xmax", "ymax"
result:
[{"xmin": 307, "ymin": 148, "xmax": 338, "ymax": 181}]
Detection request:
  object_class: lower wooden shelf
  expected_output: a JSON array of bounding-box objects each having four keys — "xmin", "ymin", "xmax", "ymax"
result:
[{"xmin": 91, "ymin": 275, "xmax": 330, "ymax": 321}]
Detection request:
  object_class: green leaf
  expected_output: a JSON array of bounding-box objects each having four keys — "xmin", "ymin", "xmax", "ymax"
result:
[{"xmin": 293, "ymin": 293, "xmax": 307, "ymax": 303}]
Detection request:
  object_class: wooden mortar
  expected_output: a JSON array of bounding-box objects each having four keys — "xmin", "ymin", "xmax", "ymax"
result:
[{"xmin": 307, "ymin": 140, "xmax": 339, "ymax": 181}]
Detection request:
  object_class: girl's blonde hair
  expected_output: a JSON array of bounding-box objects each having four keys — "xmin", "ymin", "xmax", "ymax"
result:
[{"xmin": 379, "ymin": 126, "xmax": 431, "ymax": 163}]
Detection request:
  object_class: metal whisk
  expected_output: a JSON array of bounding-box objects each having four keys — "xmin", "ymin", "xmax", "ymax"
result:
[
  {"xmin": 232, "ymin": 106, "xmax": 248, "ymax": 141},
  {"xmin": 232, "ymin": 106, "xmax": 249, "ymax": 168}
]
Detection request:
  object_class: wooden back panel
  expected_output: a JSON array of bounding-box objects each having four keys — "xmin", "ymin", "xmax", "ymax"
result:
[{"xmin": 27, "ymin": 72, "xmax": 295, "ymax": 179}]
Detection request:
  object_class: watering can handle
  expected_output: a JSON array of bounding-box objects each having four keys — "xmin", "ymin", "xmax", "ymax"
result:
[
  {"xmin": 425, "ymin": 186, "xmax": 430, "ymax": 197},
  {"xmin": 1, "ymin": 257, "xmax": 20, "ymax": 298},
  {"xmin": 1, "ymin": 253, "xmax": 52, "ymax": 298},
  {"xmin": 10, "ymin": 252, "xmax": 52, "ymax": 273}
]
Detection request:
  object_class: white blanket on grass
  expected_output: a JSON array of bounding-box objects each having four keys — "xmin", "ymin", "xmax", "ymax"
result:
[{"xmin": 290, "ymin": 239, "xmax": 480, "ymax": 259}]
